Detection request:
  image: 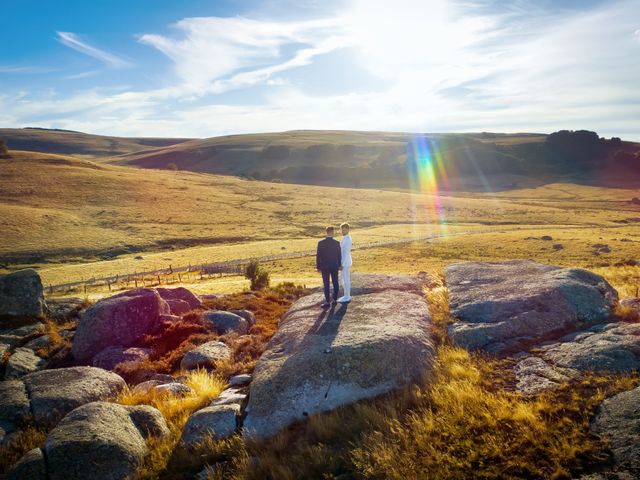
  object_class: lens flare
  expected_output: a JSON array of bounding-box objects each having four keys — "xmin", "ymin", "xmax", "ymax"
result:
[{"xmin": 406, "ymin": 135, "xmax": 449, "ymax": 235}]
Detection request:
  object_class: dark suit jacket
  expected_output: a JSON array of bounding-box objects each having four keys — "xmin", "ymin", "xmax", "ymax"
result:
[{"xmin": 316, "ymin": 237, "xmax": 342, "ymax": 272}]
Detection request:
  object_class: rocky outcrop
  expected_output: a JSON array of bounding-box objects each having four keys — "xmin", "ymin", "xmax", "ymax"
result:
[
  {"xmin": 4, "ymin": 448, "xmax": 47, "ymax": 480},
  {"xmin": 44, "ymin": 401, "xmax": 169, "ymax": 480},
  {"xmin": 446, "ymin": 260, "xmax": 618, "ymax": 354},
  {"xmin": 92, "ymin": 346, "xmax": 151, "ymax": 371},
  {"xmin": 156, "ymin": 287, "xmax": 202, "ymax": 310},
  {"xmin": 4, "ymin": 347, "xmax": 44, "ymax": 378},
  {"xmin": 243, "ymin": 274, "xmax": 434, "ymax": 439},
  {"xmin": 203, "ymin": 311, "xmax": 248, "ymax": 335},
  {"xmin": 72, "ymin": 288, "xmax": 170, "ymax": 362},
  {"xmin": 180, "ymin": 341, "xmax": 231, "ymax": 370},
  {"xmin": 229, "ymin": 373, "xmax": 251, "ymax": 387},
  {"xmin": 181, "ymin": 404, "xmax": 240, "ymax": 447},
  {"xmin": 22, "ymin": 366, "xmax": 126, "ymax": 426},
  {"xmin": 591, "ymin": 386, "xmax": 640, "ymax": 476},
  {"xmin": 0, "ymin": 269, "xmax": 47, "ymax": 325},
  {"xmin": 514, "ymin": 356, "xmax": 577, "ymax": 395}
]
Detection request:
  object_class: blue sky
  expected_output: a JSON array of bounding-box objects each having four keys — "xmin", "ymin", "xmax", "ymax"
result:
[{"xmin": 1, "ymin": 0, "xmax": 639, "ymax": 139}]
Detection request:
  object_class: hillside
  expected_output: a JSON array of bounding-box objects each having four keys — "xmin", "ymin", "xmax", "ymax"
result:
[
  {"xmin": 0, "ymin": 127, "xmax": 191, "ymax": 158},
  {"xmin": 106, "ymin": 129, "xmax": 640, "ymax": 190}
]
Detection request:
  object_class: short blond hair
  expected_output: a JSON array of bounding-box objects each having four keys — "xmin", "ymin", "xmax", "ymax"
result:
[{"xmin": 340, "ymin": 222, "xmax": 350, "ymax": 230}]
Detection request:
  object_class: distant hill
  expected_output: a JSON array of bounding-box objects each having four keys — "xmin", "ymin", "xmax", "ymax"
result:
[
  {"xmin": 107, "ymin": 129, "xmax": 640, "ymax": 190},
  {"xmin": 0, "ymin": 127, "xmax": 191, "ymax": 158}
]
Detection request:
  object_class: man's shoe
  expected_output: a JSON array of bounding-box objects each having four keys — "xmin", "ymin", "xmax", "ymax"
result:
[
  {"xmin": 321, "ymin": 301, "xmax": 330, "ymax": 308},
  {"xmin": 337, "ymin": 296, "xmax": 352, "ymax": 303}
]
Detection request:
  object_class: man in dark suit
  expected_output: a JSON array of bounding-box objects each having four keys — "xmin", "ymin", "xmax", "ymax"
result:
[{"xmin": 316, "ymin": 226, "xmax": 342, "ymax": 308}]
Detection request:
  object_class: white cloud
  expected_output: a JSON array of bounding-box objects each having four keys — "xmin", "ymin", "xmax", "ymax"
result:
[{"xmin": 56, "ymin": 31, "xmax": 131, "ymax": 69}]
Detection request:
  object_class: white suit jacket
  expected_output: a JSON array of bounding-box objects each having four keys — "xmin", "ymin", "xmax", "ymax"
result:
[{"xmin": 341, "ymin": 234, "xmax": 352, "ymax": 267}]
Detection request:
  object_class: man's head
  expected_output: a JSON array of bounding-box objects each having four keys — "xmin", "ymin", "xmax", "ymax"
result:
[
  {"xmin": 326, "ymin": 226, "xmax": 335, "ymax": 237},
  {"xmin": 340, "ymin": 222, "xmax": 350, "ymax": 235}
]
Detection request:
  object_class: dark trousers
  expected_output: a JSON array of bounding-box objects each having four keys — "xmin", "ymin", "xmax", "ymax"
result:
[{"xmin": 321, "ymin": 269, "xmax": 340, "ymax": 302}]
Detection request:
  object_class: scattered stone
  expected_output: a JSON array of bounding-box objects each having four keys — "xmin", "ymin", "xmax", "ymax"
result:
[
  {"xmin": 243, "ymin": 274, "xmax": 435, "ymax": 440},
  {"xmin": 44, "ymin": 402, "xmax": 168, "ymax": 480},
  {"xmin": 23, "ymin": 366, "xmax": 126, "ymax": 426},
  {"xmin": 92, "ymin": 346, "xmax": 151, "ymax": 371},
  {"xmin": 541, "ymin": 322, "xmax": 640, "ymax": 373},
  {"xmin": 0, "ymin": 269, "xmax": 47, "ymax": 324},
  {"xmin": 591, "ymin": 386, "xmax": 640, "ymax": 474},
  {"xmin": 4, "ymin": 448, "xmax": 47, "ymax": 480},
  {"xmin": 155, "ymin": 382, "xmax": 193, "ymax": 396},
  {"xmin": 5, "ymin": 347, "xmax": 44, "ymax": 378},
  {"xmin": 230, "ymin": 309, "xmax": 256, "ymax": 327},
  {"xmin": 72, "ymin": 288, "xmax": 169, "ymax": 362},
  {"xmin": 630, "ymin": 197, "xmax": 640, "ymax": 205},
  {"xmin": 46, "ymin": 297, "xmax": 85, "ymax": 320},
  {"xmin": 23, "ymin": 334, "xmax": 52, "ymax": 350},
  {"xmin": 593, "ymin": 243, "xmax": 611, "ymax": 253},
  {"xmin": 203, "ymin": 311, "xmax": 248, "ymax": 335},
  {"xmin": 180, "ymin": 341, "xmax": 231, "ymax": 370},
  {"xmin": 165, "ymin": 299, "xmax": 192, "ymax": 315},
  {"xmin": 541, "ymin": 235, "xmax": 553, "ymax": 241},
  {"xmin": 210, "ymin": 388, "xmax": 246, "ymax": 406},
  {"xmin": 446, "ymin": 260, "xmax": 618, "ymax": 354},
  {"xmin": 181, "ymin": 404, "xmax": 240, "ymax": 447},
  {"xmin": 200, "ymin": 293, "xmax": 221, "ymax": 303},
  {"xmin": 229, "ymin": 373, "xmax": 252, "ymax": 387},
  {"xmin": 552, "ymin": 243, "xmax": 564, "ymax": 250}
]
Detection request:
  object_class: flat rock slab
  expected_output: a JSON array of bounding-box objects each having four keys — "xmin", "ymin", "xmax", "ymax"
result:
[
  {"xmin": 592, "ymin": 386, "xmax": 640, "ymax": 474},
  {"xmin": 514, "ymin": 356, "xmax": 578, "ymax": 395},
  {"xmin": 446, "ymin": 260, "xmax": 618, "ymax": 354},
  {"xmin": 243, "ymin": 274, "xmax": 434, "ymax": 440},
  {"xmin": 541, "ymin": 322, "xmax": 640, "ymax": 373}
]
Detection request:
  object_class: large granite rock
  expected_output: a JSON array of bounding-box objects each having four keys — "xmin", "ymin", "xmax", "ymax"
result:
[
  {"xmin": 4, "ymin": 448, "xmax": 47, "ymax": 480},
  {"xmin": 72, "ymin": 288, "xmax": 170, "ymax": 362},
  {"xmin": 180, "ymin": 341, "xmax": 231, "ymax": 371},
  {"xmin": 156, "ymin": 287, "xmax": 202, "ymax": 310},
  {"xmin": 203, "ymin": 311, "xmax": 248, "ymax": 335},
  {"xmin": 0, "ymin": 380, "xmax": 30, "ymax": 441},
  {"xmin": 591, "ymin": 386, "xmax": 640, "ymax": 475},
  {"xmin": 5, "ymin": 347, "xmax": 44, "ymax": 378},
  {"xmin": 44, "ymin": 401, "xmax": 168, "ymax": 480},
  {"xmin": 243, "ymin": 274, "xmax": 434, "ymax": 439},
  {"xmin": 446, "ymin": 260, "xmax": 618, "ymax": 354},
  {"xmin": 22, "ymin": 366, "xmax": 126, "ymax": 426},
  {"xmin": 0, "ymin": 269, "xmax": 47, "ymax": 324},
  {"xmin": 181, "ymin": 404, "xmax": 240, "ymax": 447}
]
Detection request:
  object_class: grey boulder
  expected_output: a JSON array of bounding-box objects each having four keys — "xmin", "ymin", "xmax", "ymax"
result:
[
  {"xmin": 72, "ymin": 288, "xmax": 169, "ymax": 362},
  {"xmin": 181, "ymin": 404, "xmax": 240, "ymax": 447},
  {"xmin": 156, "ymin": 287, "xmax": 202, "ymax": 310},
  {"xmin": 44, "ymin": 401, "xmax": 168, "ymax": 480},
  {"xmin": 4, "ymin": 448, "xmax": 47, "ymax": 480},
  {"xmin": 5, "ymin": 347, "xmax": 44, "ymax": 378},
  {"xmin": 229, "ymin": 309, "xmax": 256, "ymax": 327},
  {"xmin": 243, "ymin": 274, "xmax": 435, "ymax": 439},
  {"xmin": 180, "ymin": 341, "xmax": 231, "ymax": 371},
  {"xmin": 0, "ymin": 269, "xmax": 47, "ymax": 324},
  {"xmin": 22, "ymin": 366, "xmax": 126, "ymax": 426},
  {"xmin": 446, "ymin": 260, "xmax": 618, "ymax": 354},
  {"xmin": 203, "ymin": 311, "xmax": 248, "ymax": 335}
]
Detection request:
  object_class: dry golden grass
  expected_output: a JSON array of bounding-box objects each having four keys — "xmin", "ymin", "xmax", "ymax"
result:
[{"xmin": 0, "ymin": 425, "xmax": 49, "ymax": 473}]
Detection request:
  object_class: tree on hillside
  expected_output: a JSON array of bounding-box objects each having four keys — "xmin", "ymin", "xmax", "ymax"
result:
[
  {"xmin": 0, "ymin": 139, "xmax": 9, "ymax": 157},
  {"xmin": 166, "ymin": 162, "xmax": 178, "ymax": 171}
]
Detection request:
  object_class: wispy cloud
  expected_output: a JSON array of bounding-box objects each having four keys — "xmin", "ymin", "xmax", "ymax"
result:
[{"xmin": 56, "ymin": 31, "xmax": 131, "ymax": 69}]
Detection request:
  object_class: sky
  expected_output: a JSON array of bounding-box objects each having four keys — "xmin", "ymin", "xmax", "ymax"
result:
[{"xmin": 1, "ymin": 0, "xmax": 639, "ymax": 139}]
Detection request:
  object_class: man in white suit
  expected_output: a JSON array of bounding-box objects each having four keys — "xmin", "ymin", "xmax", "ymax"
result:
[{"xmin": 337, "ymin": 222, "xmax": 352, "ymax": 303}]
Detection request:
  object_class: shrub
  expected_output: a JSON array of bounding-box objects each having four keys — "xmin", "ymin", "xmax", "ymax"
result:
[
  {"xmin": 245, "ymin": 261, "xmax": 270, "ymax": 291},
  {"xmin": 166, "ymin": 162, "xmax": 179, "ymax": 171},
  {"xmin": 0, "ymin": 139, "xmax": 9, "ymax": 158}
]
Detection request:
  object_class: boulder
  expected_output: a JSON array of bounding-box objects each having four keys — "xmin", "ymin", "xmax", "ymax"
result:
[
  {"xmin": 446, "ymin": 260, "xmax": 618, "ymax": 354},
  {"xmin": 0, "ymin": 269, "xmax": 47, "ymax": 324},
  {"xmin": 0, "ymin": 380, "xmax": 30, "ymax": 440},
  {"xmin": 46, "ymin": 297, "xmax": 85, "ymax": 320},
  {"xmin": 92, "ymin": 346, "xmax": 151, "ymax": 371},
  {"xmin": 180, "ymin": 341, "xmax": 231, "ymax": 371},
  {"xmin": 181, "ymin": 404, "xmax": 240, "ymax": 447},
  {"xmin": 155, "ymin": 382, "xmax": 193, "ymax": 396},
  {"xmin": 229, "ymin": 373, "xmax": 252, "ymax": 387},
  {"xmin": 165, "ymin": 299, "xmax": 192, "ymax": 315},
  {"xmin": 22, "ymin": 366, "xmax": 126, "ymax": 426},
  {"xmin": 591, "ymin": 386, "xmax": 640, "ymax": 474},
  {"xmin": 541, "ymin": 322, "xmax": 640, "ymax": 373},
  {"xmin": 156, "ymin": 287, "xmax": 202, "ymax": 310},
  {"xmin": 203, "ymin": 311, "xmax": 248, "ymax": 335},
  {"xmin": 243, "ymin": 274, "xmax": 435, "ymax": 439},
  {"xmin": 24, "ymin": 334, "xmax": 53, "ymax": 350},
  {"xmin": 44, "ymin": 402, "xmax": 168, "ymax": 480},
  {"xmin": 5, "ymin": 347, "xmax": 44, "ymax": 378},
  {"xmin": 72, "ymin": 288, "xmax": 169, "ymax": 362},
  {"xmin": 4, "ymin": 448, "xmax": 47, "ymax": 480},
  {"xmin": 230, "ymin": 309, "xmax": 256, "ymax": 327}
]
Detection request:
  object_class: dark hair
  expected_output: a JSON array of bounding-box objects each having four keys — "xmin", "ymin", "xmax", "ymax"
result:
[{"xmin": 326, "ymin": 226, "xmax": 334, "ymax": 234}]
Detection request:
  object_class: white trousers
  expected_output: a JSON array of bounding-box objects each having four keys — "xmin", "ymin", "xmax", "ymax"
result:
[{"xmin": 341, "ymin": 266, "xmax": 351, "ymax": 298}]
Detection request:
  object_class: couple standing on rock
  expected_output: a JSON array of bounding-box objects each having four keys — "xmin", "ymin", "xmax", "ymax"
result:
[{"xmin": 316, "ymin": 222, "xmax": 352, "ymax": 308}]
